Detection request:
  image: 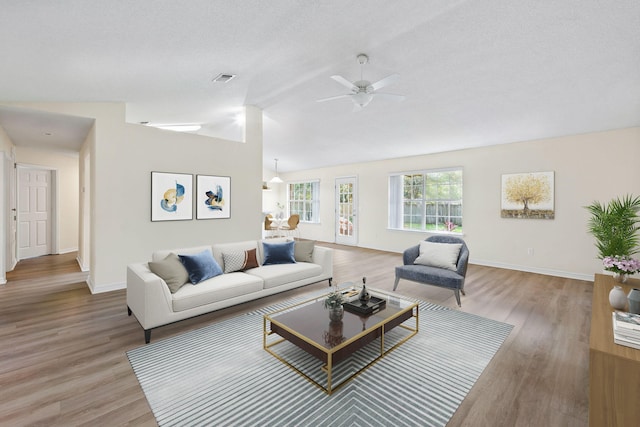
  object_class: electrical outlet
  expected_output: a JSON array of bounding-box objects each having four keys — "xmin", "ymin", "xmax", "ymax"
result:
[{"xmin": 527, "ymin": 248, "xmax": 534, "ymax": 256}]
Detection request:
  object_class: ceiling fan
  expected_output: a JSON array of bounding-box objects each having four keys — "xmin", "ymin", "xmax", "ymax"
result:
[{"xmin": 317, "ymin": 54, "xmax": 405, "ymax": 111}]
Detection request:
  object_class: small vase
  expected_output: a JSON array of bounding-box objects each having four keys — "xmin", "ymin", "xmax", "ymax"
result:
[
  {"xmin": 628, "ymin": 288, "xmax": 640, "ymax": 315},
  {"xmin": 609, "ymin": 285, "xmax": 627, "ymax": 310},
  {"xmin": 359, "ymin": 284, "xmax": 371, "ymax": 304},
  {"xmin": 329, "ymin": 306, "xmax": 344, "ymax": 322},
  {"xmin": 613, "ymin": 273, "xmax": 628, "ymax": 283}
]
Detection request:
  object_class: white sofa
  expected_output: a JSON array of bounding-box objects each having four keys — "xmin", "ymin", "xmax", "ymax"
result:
[{"xmin": 127, "ymin": 239, "xmax": 333, "ymax": 343}]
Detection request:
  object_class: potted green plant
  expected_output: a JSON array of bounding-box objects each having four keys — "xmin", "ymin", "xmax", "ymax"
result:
[
  {"xmin": 324, "ymin": 290, "xmax": 345, "ymax": 321},
  {"xmin": 586, "ymin": 194, "xmax": 640, "ymax": 260}
]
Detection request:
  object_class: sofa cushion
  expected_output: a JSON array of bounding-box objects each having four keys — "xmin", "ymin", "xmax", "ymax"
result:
[
  {"xmin": 222, "ymin": 248, "xmax": 259, "ymax": 273},
  {"xmin": 396, "ymin": 264, "xmax": 464, "ymax": 289},
  {"xmin": 294, "ymin": 240, "xmax": 315, "ymax": 262},
  {"xmin": 414, "ymin": 241, "xmax": 462, "ymax": 271},
  {"xmin": 172, "ymin": 273, "xmax": 263, "ymax": 312},
  {"xmin": 179, "ymin": 250, "xmax": 223, "ymax": 284},
  {"xmin": 148, "ymin": 253, "xmax": 189, "ymax": 293},
  {"xmin": 247, "ymin": 263, "xmax": 322, "ymax": 289},
  {"xmin": 262, "ymin": 241, "xmax": 296, "ymax": 265}
]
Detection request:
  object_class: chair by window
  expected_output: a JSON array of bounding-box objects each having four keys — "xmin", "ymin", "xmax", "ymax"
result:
[
  {"xmin": 280, "ymin": 214, "xmax": 300, "ymax": 238},
  {"xmin": 264, "ymin": 214, "xmax": 278, "ymax": 238},
  {"xmin": 394, "ymin": 235, "xmax": 469, "ymax": 307}
]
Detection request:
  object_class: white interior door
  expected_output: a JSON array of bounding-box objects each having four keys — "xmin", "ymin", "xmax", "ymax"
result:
[
  {"xmin": 18, "ymin": 168, "xmax": 52, "ymax": 259},
  {"xmin": 335, "ymin": 176, "xmax": 357, "ymax": 245}
]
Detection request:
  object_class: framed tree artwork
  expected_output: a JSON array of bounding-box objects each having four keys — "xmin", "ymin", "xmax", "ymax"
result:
[
  {"xmin": 196, "ymin": 175, "xmax": 231, "ymax": 219},
  {"xmin": 151, "ymin": 172, "xmax": 193, "ymax": 221},
  {"xmin": 501, "ymin": 171, "xmax": 554, "ymax": 219}
]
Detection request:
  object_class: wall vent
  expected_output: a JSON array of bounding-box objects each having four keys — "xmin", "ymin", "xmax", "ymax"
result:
[{"xmin": 212, "ymin": 73, "xmax": 236, "ymax": 83}]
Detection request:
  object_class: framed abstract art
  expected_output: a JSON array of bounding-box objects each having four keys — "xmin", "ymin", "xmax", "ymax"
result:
[
  {"xmin": 151, "ymin": 172, "xmax": 193, "ymax": 221},
  {"xmin": 196, "ymin": 175, "xmax": 231, "ymax": 219}
]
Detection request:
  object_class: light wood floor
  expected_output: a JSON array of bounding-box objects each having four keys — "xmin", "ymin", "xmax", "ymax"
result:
[{"xmin": 0, "ymin": 244, "xmax": 593, "ymax": 426}]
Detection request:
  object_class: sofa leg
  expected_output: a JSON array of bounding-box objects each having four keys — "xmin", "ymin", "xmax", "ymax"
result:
[
  {"xmin": 144, "ymin": 329, "xmax": 151, "ymax": 344},
  {"xmin": 393, "ymin": 277, "xmax": 400, "ymax": 291},
  {"xmin": 454, "ymin": 290, "xmax": 462, "ymax": 307},
  {"xmin": 328, "ymin": 278, "xmax": 333, "ymax": 287},
  {"xmin": 127, "ymin": 306, "xmax": 132, "ymax": 316}
]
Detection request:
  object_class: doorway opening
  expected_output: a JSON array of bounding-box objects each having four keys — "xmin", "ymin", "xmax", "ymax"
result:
[{"xmin": 335, "ymin": 176, "xmax": 357, "ymax": 246}]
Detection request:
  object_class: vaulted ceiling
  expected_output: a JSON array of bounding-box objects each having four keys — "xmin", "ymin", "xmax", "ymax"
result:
[{"xmin": 1, "ymin": 0, "xmax": 638, "ymax": 172}]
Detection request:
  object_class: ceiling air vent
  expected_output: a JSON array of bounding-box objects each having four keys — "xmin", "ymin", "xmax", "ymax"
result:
[{"xmin": 212, "ymin": 73, "xmax": 236, "ymax": 83}]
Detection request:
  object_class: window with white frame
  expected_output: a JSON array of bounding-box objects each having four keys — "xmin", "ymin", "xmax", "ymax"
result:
[
  {"xmin": 389, "ymin": 168, "xmax": 463, "ymax": 233},
  {"xmin": 287, "ymin": 180, "xmax": 320, "ymax": 223}
]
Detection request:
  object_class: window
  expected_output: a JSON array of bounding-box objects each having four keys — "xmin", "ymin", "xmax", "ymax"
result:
[
  {"xmin": 287, "ymin": 180, "xmax": 320, "ymax": 223},
  {"xmin": 389, "ymin": 168, "xmax": 463, "ymax": 233}
]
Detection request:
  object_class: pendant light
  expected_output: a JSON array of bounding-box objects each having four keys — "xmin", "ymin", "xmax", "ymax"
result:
[{"xmin": 269, "ymin": 158, "xmax": 283, "ymax": 184}]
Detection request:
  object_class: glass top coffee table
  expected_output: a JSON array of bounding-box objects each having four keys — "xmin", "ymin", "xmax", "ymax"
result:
[{"xmin": 263, "ymin": 284, "xmax": 419, "ymax": 395}]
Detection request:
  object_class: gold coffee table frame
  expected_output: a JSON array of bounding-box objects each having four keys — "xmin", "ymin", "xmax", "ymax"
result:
[{"xmin": 263, "ymin": 288, "xmax": 418, "ymax": 395}]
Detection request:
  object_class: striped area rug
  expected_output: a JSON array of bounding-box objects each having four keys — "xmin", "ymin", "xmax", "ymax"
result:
[{"xmin": 127, "ymin": 294, "xmax": 513, "ymax": 427}]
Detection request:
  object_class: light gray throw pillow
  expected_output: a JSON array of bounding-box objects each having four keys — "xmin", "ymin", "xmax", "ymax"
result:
[
  {"xmin": 294, "ymin": 240, "xmax": 315, "ymax": 263},
  {"xmin": 148, "ymin": 252, "xmax": 189, "ymax": 293},
  {"xmin": 414, "ymin": 241, "xmax": 462, "ymax": 271}
]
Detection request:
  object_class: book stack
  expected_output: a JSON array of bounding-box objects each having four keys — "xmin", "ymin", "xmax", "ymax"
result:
[{"xmin": 612, "ymin": 311, "xmax": 640, "ymax": 350}]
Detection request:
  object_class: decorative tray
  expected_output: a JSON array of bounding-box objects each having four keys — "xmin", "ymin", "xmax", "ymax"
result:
[{"xmin": 343, "ymin": 296, "xmax": 386, "ymax": 315}]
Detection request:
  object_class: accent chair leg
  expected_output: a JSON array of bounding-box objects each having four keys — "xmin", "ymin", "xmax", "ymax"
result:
[
  {"xmin": 393, "ymin": 277, "xmax": 400, "ymax": 291},
  {"xmin": 144, "ymin": 329, "xmax": 151, "ymax": 344},
  {"xmin": 454, "ymin": 289, "xmax": 462, "ymax": 307},
  {"xmin": 461, "ymin": 289, "xmax": 466, "ymax": 296},
  {"xmin": 127, "ymin": 306, "xmax": 132, "ymax": 316}
]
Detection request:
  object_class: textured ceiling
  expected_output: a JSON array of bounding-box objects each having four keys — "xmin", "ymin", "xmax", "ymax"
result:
[{"xmin": 0, "ymin": 0, "xmax": 638, "ymax": 172}]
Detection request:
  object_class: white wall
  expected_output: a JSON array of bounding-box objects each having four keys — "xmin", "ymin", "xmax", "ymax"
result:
[
  {"xmin": 3, "ymin": 102, "xmax": 264, "ymax": 292},
  {"xmin": 0, "ymin": 152, "xmax": 5, "ymax": 285},
  {"xmin": 78, "ymin": 127, "xmax": 94, "ymax": 272},
  {"xmin": 281, "ymin": 127, "xmax": 640, "ymax": 280},
  {"xmin": 0, "ymin": 125, "xmax": 15, "ymax": 284},
  {"xmin": 3, "ymin": 100, "xmax": 638, "ymax": 285},
  {"xmin": 14, "ymin": 146, "xmax": 80, "ymax": 254}
]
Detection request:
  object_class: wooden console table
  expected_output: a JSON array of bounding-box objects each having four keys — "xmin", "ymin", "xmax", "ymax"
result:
[{"xmin": 589, "ymin": 273, "xmax": 640, "ymax": 426}]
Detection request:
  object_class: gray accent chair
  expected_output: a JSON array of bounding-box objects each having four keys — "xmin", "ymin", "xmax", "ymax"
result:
[{"xmin": 393, "ymin": 235, "xmax": 469, "ymax": 307}]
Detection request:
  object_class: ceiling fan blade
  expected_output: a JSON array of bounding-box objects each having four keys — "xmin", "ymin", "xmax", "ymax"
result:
[
  {"xmin": 370, "ymin": 73, "xmax": 400, "ymax": 91},
  {"xmin": 330, "ymin": 75, "xmax": 358, "ymax": 91},
  {"xmin": 374, "ymin": 92, "xmax": 406, "ymax": 102},
  {"xmin": 316, "ymin": 94, "xmax": 352, "ymax": 103}
]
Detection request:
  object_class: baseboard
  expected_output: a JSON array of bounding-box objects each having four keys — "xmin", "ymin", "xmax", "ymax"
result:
[
  {"xmin": 76, "ymin": 257, "xmax": 89, "ymax": 272},
  {"xmin": 470, "ymin": 258, "xmax": 594, "ymax": 282},
  {"xmin": 0, "ymin": 278, "xmax": 6, "ymax": 285},
  {"xmin": 58, "ymin": 247, "xmax": 78, "ymax": 255},
  {"xmin": 86, "ymin": 277, "xmax": 126, "ymax": 294}
]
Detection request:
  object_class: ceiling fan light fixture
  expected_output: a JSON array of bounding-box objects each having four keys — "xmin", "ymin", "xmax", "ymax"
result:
[
  {"xmin": 353, "ymin": 92, "xmax": 373, "ymax": 107},
  {"xmin": 316, "ymin": 53, "xmax": 403, "ymax": 111}
]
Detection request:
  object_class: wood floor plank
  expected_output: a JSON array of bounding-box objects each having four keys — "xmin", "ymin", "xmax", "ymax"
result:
[{"xmin": 0, "ymin": 246, "xmax": 592, "ymax": 426}]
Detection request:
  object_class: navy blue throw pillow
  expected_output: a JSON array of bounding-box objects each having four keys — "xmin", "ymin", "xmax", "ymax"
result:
[
  {"xmin": 178, "ymin": 250, "xmax": 223, "ymax": 284},
  {"xmin": 262, "ymin": 241, "xmax": 296, "ymax": 265}
]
